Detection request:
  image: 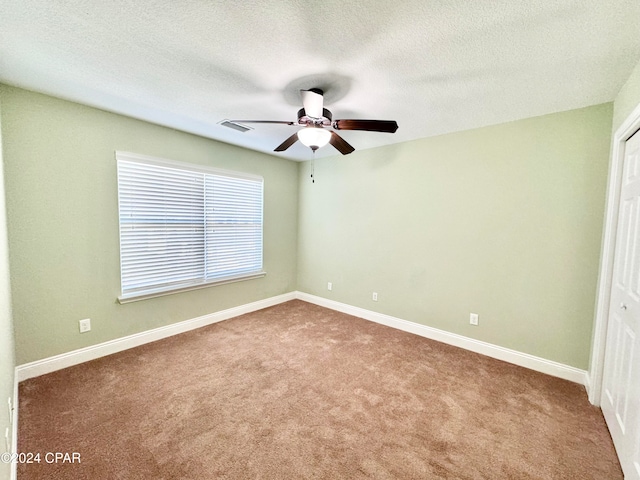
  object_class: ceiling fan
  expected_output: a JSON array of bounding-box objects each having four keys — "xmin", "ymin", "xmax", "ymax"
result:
[{"xmin": 228, "ymin": 88, "xmax": 398, "ymax": 155}]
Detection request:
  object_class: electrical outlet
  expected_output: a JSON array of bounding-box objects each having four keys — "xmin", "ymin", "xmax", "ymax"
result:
[
  {"xmin": 372, "ymin": 292, "xmax": 378, "ymax": 301},
  {"xmin": 79, "ymin": 318, "xmax": 91, "ymax": 333},
  {"xmin": 327, "ymin": 282, "xmax": 332, "ymax": 291},
  {"xmin": 470, "ymin": 313, "xmax": 479, "ymax": 326}
]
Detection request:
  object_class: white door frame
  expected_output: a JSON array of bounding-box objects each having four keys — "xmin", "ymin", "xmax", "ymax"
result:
[{"xmin": 589, "ymin": 101, "xmax": 640, "ymax": 406}]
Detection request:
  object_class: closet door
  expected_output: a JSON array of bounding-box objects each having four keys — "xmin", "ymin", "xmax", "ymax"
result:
[{"xmin": 601, "ymin": 129, "xmax": 640, "ymax": 480}]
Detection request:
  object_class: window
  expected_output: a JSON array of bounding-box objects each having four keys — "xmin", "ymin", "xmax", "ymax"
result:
[{"xmin": 116, "ymin": 152, "xmax": 264, "ymax": 302}]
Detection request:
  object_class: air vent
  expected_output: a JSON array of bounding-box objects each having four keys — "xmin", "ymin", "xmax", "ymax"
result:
[{"xmin": 219, "ymin": 120, "xmax": 253, "ymax": 133}]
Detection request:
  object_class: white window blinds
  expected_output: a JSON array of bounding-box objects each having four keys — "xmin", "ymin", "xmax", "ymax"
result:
[{"xmin": 117, "ymin": 152, "xmax": 264, "ymax": 301}]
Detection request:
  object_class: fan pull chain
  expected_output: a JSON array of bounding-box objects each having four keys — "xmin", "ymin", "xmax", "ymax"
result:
[{"xmin": 311, "ymin": 150, "xmax": 315, "ymax": 183}]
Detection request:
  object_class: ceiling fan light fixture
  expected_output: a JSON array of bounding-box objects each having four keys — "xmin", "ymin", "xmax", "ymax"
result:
[{"xmin": 297, "ymin": 127, "xmax": 331, "ymax": 150}]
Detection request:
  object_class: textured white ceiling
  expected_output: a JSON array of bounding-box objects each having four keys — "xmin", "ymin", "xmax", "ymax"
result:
[{"xmin": 1, "ymin": 0, "xmax": 639, "ymax": 161}]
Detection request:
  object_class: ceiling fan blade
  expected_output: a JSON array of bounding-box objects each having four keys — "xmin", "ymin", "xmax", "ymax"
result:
[
  {"xmin": 329, "ymin": 131, "xmax": 355, "ymax": 155},
  {"xmin": 228, "ymin": 120, "xmax": 295, "ymax": 125},
  {"xmin": 332, "ymin": 119, "xmax": 398, "ymax": 133},
  {"xmin": 274, "ymin": 132, "xmax": 299, "ymax": 152},
  {"xmin": 301, "ymin": 89, "xmax": 324, "ymax": 118}
]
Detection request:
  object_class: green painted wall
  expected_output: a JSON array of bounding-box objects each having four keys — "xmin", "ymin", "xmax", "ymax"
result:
[
  {"xmin": 297, "ymin": 104, "xmax": 613, "ymax": 369},
  {"xmin": 612, "ymin": 57, "xmax": 640, "ymax": 132},
  {"xmin": 0, "ymin": 85, "xmax": 299, "ymax": 365},
  {"xmin": 0, "ymin": 82, "xmax": 620, "ymax": 372},
  {"xmin": 0, "ymin": 98, "xmax": 16, "ymax": 480}
]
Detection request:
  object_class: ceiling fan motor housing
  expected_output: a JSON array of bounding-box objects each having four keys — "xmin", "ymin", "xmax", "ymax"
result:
[{"xmin": 297, "ymin": 108, "xmax": 332, "ymax": 126}]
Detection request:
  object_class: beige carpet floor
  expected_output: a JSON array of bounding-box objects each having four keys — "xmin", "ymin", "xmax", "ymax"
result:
[{"xmin": 18, "ymin": 300, "xmax": 621, "ymax": 479}]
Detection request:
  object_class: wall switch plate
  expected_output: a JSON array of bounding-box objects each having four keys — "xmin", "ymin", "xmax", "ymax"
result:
[
  {"xmin": 470, "ymin": 313, "xmax": 479, "ymax": 326},
  {"xmin": 372, "ymin": 292, "xmax": 378, "ymax": 301},
  {"xmin": 79, "ymin": 318, "xmax": 91, "ymax": 333},
  {"xmin": 327, "ymin": 282, "xmax": 332, "ymax": 291}
]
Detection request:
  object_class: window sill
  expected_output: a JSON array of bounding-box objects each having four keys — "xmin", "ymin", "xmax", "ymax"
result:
[{"xmin": 117, "ymin": 271, "xmax": 267, "ymax": 304}]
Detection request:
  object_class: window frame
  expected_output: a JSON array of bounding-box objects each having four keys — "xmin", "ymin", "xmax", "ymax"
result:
[{"xmin": 116, "ymin": 151, "xmax": 265, "ymax": 304}]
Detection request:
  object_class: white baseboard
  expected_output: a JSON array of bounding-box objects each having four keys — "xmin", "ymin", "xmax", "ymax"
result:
[
  {"xmin": 295, "ymin": 292, "xmax": 588, "ymax": 385},
  {"xmin": 584, "ymin": 371, "xmax": 592, "ymax": 398},
  {"xmin": 10, "ymin": 370, "xmax": 18, "ymax": 480},
  {"xmin": 16, "ymin": 292, "xmax": 296, "ymax": 382},
  {"xmin": 15, "ymin": 290, "xmax": 587, "ymax": 387}
]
